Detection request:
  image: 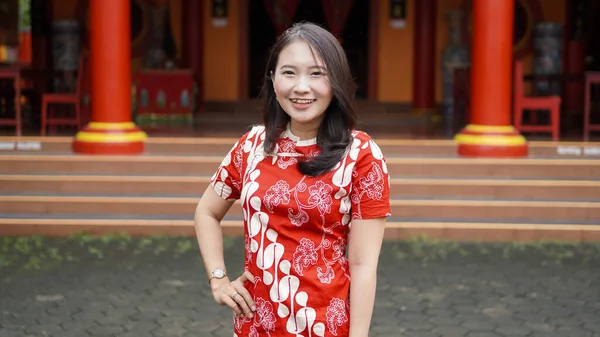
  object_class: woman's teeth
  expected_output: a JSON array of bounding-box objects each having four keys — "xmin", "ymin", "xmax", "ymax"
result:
[{"xmin": 291, "ymin": 99, "xmax": 315, "ymax": 104}]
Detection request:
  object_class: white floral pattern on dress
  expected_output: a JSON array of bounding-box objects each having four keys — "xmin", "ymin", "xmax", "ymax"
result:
[
  {"xmin": 255, "ymin": 297, "xmax": 277, "ymax": 333},
  {"xmin": 264, "ymin": 180, "xmax": 291, "ymax": 212},
  {"xmin": 287, "ymin": 208, "xmax": 309, "ymax": 227},
  {"xmin": 274, "ymin": 138, "xmax": 299, "ymax": 170},
  {"xmin": 325, "ymin": 298, "xmax": 348, "ymax": 336},
  {"xmin": 292, "ymin": 238, "xmax": 318, "ymax": 276},
  {"xmin": 308, "ymin": 181, "xmax": 334, "ymax": 215},
  {"xmin": 210, "ymin": 126, "xmax": 390, "ymax": 336},
  {"xmin": 360, "ymin": 163, "xmax": 385, "ymax": 200}
]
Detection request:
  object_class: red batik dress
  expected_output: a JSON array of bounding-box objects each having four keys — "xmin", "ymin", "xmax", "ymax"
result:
[{"xmin": 211, "ymin": 125, "xmax": 391, "ymax": 337}]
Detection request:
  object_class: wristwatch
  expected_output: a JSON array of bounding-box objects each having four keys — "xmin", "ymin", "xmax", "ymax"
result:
[{"xmin": 208, "ymin": 268, "xmax": 227, "ymax": 284}]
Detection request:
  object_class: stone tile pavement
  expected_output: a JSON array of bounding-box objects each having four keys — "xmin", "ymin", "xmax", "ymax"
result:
[{"xmin": 1, "ymin": 237, "xmax": 599, "ymax": 337}]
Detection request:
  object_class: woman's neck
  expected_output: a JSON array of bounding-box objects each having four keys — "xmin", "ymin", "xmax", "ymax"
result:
[{"xmin": 289, "ymin": 122, "xmax": 319, "ymax": 141}]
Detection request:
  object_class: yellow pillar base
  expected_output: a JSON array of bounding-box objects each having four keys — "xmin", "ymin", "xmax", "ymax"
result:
[
  {"xmin": 73, "ymin": 122, "xmax": 148, "ymax": 154},
  {"xmin": 454, "ymin": 124, "xmax": 528, "ymax": 157}
]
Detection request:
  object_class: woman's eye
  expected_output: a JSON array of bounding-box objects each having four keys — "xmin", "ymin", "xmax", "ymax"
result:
[
  {"xmin": 311, "ymin": 71, "xmax": 324, "ymax": 77},
  {"xmin": 282, "ymin": 70, "xmax": 294, "ymax": 75}
]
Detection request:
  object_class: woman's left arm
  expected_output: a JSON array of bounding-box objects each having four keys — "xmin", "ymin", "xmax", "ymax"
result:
[{"xmin": 347, "ymin": 216, "xmax": 386, "ymax": 337}]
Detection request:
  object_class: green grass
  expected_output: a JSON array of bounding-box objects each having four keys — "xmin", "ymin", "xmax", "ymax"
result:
[{"xmin": 1, "ymin": 234, "xmax": 599, "ymax": 273}]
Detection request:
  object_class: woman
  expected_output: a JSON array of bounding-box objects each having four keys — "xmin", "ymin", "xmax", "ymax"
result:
[{"xmin": 194, "ymin": 22, "xmax": 390, "ymax": 337}]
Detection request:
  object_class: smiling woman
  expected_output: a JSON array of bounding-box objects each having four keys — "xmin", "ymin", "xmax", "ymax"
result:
[
  {"xmin": 262, "ymin": 23, "xmax": 357, "ymax": 177},
  {"xmin": 271, "ymin": 42, "xmax": 333, "ymax": 142},
  {"xmin": 194, "ymin": 22, "xmax": 390, "ymax": 337}
]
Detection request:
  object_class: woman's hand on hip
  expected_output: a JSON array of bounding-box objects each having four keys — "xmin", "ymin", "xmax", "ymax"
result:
[{"xmin": 211, "ymin": 270, "xmax": 256, "ymax": 318}]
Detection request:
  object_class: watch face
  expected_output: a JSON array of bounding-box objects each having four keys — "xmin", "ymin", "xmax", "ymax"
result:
[{"xmin": 213, "ymin": 269, "xmax": 225, "ymax": 278}]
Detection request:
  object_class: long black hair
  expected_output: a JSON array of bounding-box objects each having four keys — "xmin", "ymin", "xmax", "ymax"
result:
[{"xmin": 259, "ymin": 22, "xmax": 357, "ymax": 177}]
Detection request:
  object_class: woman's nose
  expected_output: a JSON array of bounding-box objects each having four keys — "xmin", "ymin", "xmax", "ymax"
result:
[{"xmin": 294, "ymin": 76, "xmax": 310, "ymax": 93}]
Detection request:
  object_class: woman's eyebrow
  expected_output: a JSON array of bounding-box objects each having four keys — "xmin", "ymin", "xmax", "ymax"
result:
[{"xmin": 278, "ymin": 65, "xmax": 327, "ymax": 70}]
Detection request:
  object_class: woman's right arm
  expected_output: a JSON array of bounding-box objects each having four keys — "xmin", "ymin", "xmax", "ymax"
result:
[
  {"xmin": 194, "ymin": 186, "xmax": 256, "ymax": 318},
  {"xmin": 194, "ymin": 185, "xmax": 234, "ymax": 285}
]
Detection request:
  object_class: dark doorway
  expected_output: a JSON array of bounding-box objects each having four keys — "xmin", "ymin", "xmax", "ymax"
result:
[
  {"xmin": 248, "ymin": 0, "xmax": 370, "ymax": 98},
  {"xmin": 248, "ymin": 0, "xmax": 276, "ymax": 97},
  {"xmin": 586, "ymin": 0, "xmax": 600, "ymax": 71}
]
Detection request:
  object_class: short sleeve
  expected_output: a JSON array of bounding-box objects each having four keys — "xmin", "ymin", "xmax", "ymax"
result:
[
  {"xmin": 210, "ymin": 135, "xmax": 246, "ymax": 200},
  {"xmin": 349, "ymin": 136, "xmax": 391, "ymax": 219}
]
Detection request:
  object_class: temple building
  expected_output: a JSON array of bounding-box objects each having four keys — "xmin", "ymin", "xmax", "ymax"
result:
[{"xmin": 0, "ymin": 0, "xmax": 599, "ymax": 154}]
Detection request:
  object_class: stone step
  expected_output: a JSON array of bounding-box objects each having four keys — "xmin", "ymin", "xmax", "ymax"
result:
[
  {"xmin": 0, "ymin": 216, "xmax": 598, "ymax": 242},
  {"xmin": 1, "ymin": 154, "xmax": 599, "ymax": 179},
  {"xmin": 2, "ymin": 136, "xmax": 600, "ymax": 243},
  {"xmin": 2, "ymin": 175, "xmax": 600, "ymax": 200},
  {"xmin": 3, "ymin": 136, "xmax": 600, "ymax": 158},
  {"xmin": 1, "ymin": 195, "xmax": 598, "ymax": 222}
]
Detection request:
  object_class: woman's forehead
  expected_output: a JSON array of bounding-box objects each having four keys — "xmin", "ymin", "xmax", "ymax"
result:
[{"xmin": 277, "ymin": 40, "xmax": 326, "ymax": 68}]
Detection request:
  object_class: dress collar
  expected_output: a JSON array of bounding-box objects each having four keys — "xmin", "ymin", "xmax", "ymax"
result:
[{"xmin": 280, "ymin": 124, "xmax": 317, "ymax": 147}]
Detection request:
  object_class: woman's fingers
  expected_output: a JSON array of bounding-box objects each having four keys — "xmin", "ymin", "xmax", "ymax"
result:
[
  {"xmin": 221, "ymin": 292, "xmax": 243, "ymax": 316},
  {"xmin": 240, "ymin": 271, "xmax": 256, "ymax": 284},
  {"xmin": 231, "ymin": 282, "xmax": 255, "ymax": 317},
  {"xmin": 213, "ymin": 272, "xmax": 257, "ymax": 318}
]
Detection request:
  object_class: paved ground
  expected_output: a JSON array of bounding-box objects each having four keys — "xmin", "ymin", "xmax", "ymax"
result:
[{"xmin": 1, "ymin": 237, "xmax": 600, "ymax": 337}]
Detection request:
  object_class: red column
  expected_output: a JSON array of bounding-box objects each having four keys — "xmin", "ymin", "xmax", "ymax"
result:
[
  {"xmin": 412, "ymin": 0, "xmax": 436, "ymax": 115},
  {"xmin": 72, "ymin": 0, "xmax": 147, "ymax": 154},
  {"xmin": 454, "ymin": 0, "xmax": 527, "ymax": 157},
  {"xmin": 182, "ymin": 0, "xmax": 204, "ymax": 109}
]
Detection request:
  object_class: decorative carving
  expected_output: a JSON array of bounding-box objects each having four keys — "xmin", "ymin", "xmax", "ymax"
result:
[{"xmin": 532, "ymin": 22, "xmax": 563, "ymax": 96}]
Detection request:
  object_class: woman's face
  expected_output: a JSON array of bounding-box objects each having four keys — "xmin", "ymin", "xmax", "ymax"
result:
[{"xmin": 272, "ymin": 40, "xmax": 333, "ymax": 135}]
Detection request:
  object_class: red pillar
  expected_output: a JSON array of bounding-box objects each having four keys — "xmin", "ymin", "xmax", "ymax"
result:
[
  {"xmin": 182, "ymin": 0, "xmax": 204, "ymax": 110},
  {"xmin": 72, "ymin": 0, "xmax": 147, "ymax": 154},
  {"xmin": 454, "ymin": 0, "xmax": 528, "ymax": 157},
  {"xmin": 412, "ymin": 0, "xmax": 436, "ymax": 115}
]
